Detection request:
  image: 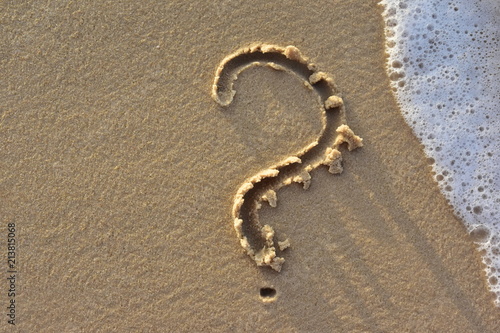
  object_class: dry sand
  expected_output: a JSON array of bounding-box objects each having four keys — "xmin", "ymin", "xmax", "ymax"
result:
[{"xmin": 1, "ymin": 1, "xmax": 499, "ymax": 332}]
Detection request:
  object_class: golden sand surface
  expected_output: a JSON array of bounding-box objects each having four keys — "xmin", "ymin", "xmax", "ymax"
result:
[{"xmin": 1, "ymin": 1, "xmax": 499, "ymax": 332}]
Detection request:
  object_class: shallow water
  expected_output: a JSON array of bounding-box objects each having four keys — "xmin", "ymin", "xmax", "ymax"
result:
[{"xmin": 380, "ymin": 0, "xmax": 500, "ymax": 305}]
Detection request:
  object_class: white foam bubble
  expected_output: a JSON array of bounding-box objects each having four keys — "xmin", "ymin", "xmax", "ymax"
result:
[{"xmin": 380, "ymin": 0, "xmax": 500, "ymax": 305}]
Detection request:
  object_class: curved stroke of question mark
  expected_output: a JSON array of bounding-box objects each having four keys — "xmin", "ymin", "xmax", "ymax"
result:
[{"xmin": 212, "ymin": 44, "xmax": 363, "ymax": 272}]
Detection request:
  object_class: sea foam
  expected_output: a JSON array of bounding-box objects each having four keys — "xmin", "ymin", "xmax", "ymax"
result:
[{"xmin": 380, "ymin": 0, "xmax": 500, "ymax": 305}]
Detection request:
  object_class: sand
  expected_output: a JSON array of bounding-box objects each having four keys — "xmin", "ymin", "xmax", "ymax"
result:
[{"xmin": 1, "ymin": 1, "xmax": 499, "ymax": 332}]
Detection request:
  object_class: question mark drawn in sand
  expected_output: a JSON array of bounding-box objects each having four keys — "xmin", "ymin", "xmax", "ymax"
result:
[{"xmin": 212, "ymin": 44, "xmax": 363, "ymax": 272}]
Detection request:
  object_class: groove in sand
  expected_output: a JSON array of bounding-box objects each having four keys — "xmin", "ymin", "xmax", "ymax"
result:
[{"xmin": 212, "ymin": 44, "xmax": 363, "ymax": 271}]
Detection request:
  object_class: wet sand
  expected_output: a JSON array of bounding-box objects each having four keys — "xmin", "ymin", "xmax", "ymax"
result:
[{"xmin": 1, "ymin": 1, "xmax": 499, "ymax": 332}]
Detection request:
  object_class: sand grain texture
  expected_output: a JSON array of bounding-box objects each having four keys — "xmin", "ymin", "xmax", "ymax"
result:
[{"xmin": 1, "ymin": 0, "xmax": 499, "ymax": 332}]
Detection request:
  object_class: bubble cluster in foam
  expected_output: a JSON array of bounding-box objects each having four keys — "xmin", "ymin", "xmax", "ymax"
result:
[{"xmin": 380, "ymin": 0, "xmax": 500, "ymax": 305}]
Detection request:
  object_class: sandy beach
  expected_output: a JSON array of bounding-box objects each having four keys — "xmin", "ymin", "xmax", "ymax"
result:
[{"xmin": 1, "ymin": 1, "xmax": 499, "ymax": 332}]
